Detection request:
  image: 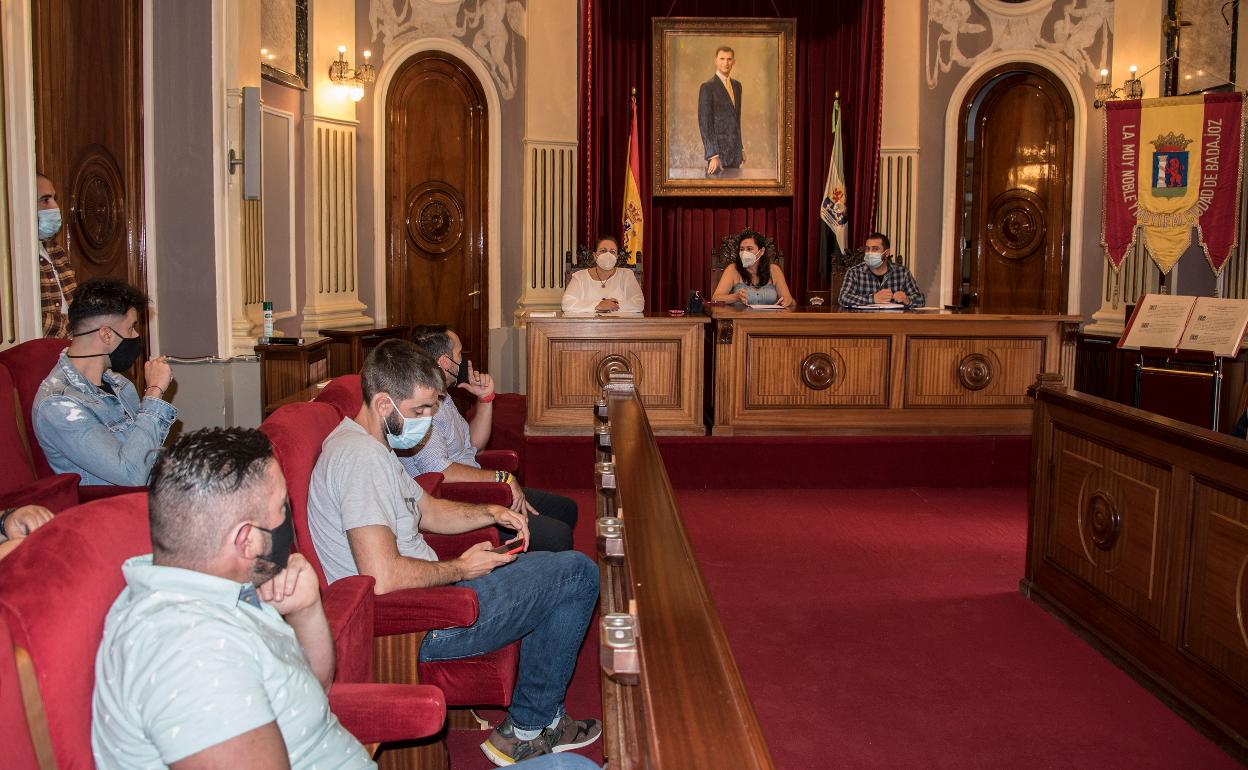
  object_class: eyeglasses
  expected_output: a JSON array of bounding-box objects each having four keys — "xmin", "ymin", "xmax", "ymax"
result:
[{"xmin": 596, "ymin": 249, "xmax": 619, "ymax": 256}]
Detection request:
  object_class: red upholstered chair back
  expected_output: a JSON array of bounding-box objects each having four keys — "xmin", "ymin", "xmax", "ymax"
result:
[
  {"xmin": 0, "ymin": 364, "xmax": 38, "ymax": 492},
  {"xmin": 260, "ymin": 401, "xmax": 344, "ymax": 591},
  {"xmin": 0, "ymin": 338, "xmax": 72, "ymax": 477},
  {"xmin": 0, "ymin": 617, "xmax": 43, "ymax": 770},
  {"xmin": 0, "ymin": 492, "xmax": 151, "ymax": 769},
  {"xmin": 315, "ymin": 374, "xmax": 364, "ymax": 418}
]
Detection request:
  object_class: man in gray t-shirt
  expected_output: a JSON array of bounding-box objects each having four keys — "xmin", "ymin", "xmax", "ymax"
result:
[
  {"xmin": 406, "ymin": 325, "xmax": 579, "ymax": 551},
  {"xmin": 309, "ymin": 417, "xmax": 439, "ymax": 583},
  {"xmin": 306, "ymin": 340, "xmax": 602, "ymax": 765}
]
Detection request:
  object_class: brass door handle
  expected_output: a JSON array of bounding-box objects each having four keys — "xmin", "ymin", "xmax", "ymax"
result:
[{"xmin": 467, "ymin": 290, "xmax": 481, "ymax": 297}]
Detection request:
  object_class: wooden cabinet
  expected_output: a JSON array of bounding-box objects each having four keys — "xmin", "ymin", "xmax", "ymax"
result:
[
  {"xmin": 706, "ymin": 308, "xmax": 1078, "ymax": 435},
  {"xmin": 525, "ymin": 315, "xmax": 707, "ymax": 435},
  {"xmin": 319, "ymin": 325, "xmax": 409, "ymax": 378},
  {"xmin": 254, "ymin": 338, "xmax": 330, "ymax": 416},
  {"xmin": 1026, "ymin": 382, "xmax": 1248, "ymax": 755}
]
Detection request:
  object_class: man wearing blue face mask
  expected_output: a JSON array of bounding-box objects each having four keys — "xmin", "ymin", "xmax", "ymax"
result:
[
  {"xmin": 36, "ymin": 172, "xmax": 77, "ymax": 337},
  {"xmin": 34, "ymin": 278, "xmax": 177, "ymax": 485},
  {"xmin": 837, "ymin": 232, "xmax": 926, "ymax": 308},
  {"xmin": 308, "ymin": 340, "xmax": 602, "ymax": 765}
]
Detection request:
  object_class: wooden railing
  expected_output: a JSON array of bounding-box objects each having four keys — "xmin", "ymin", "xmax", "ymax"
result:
[{"xmin": 593, "ymin": 373, "xmax": 774, "ymax": 770}]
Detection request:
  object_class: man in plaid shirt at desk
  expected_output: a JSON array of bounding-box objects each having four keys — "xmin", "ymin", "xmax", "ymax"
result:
[{"xmin": 838, "ymin": 232, "xmax": 925, "ymax": 308}]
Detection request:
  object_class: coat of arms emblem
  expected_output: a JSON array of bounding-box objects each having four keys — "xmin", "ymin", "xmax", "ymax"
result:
[{"xmin": 1150, "ymin": 132, "xmax": 1193, "ymax": 198}]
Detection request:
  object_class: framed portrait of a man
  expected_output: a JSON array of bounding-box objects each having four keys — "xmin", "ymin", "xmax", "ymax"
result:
[{"xmin": 652, "ymin": 17, "xmax": 796, "ymax": 197}]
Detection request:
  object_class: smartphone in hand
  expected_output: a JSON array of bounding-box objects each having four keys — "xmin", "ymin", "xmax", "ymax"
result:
[{"xmin": 493, "ymin": 541, "xmax": 524, "ymax": 556}]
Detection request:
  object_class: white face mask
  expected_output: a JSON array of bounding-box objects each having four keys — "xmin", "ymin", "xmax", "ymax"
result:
[
  {"xmin": 595, "ymin": 252, "xmax": 618, "ymax": 271},
  {"xmin": 739, "ymin": 251, "xmax": 759, "ymax": 269},
  {"xmin": 864, "ymin": 253, "xmax": 885, "ymax": 269}
]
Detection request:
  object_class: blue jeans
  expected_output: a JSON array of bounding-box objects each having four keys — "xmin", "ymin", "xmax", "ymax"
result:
[{"xmin": 417, "ymin": 550, "xmax": 599, "ymax": 731}]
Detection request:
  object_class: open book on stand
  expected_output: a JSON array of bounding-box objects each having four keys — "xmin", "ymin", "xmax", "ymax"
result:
[{"xmin": 1119, "ymin": 294, "xmax": 1248, "ymax": 357}]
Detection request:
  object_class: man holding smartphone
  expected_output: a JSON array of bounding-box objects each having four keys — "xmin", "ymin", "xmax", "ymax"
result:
[{"xmin": 307, "ymin": 340, "xmax": 602, "ymax": 766}]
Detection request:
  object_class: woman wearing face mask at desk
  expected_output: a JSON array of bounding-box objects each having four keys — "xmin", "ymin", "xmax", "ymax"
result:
[
  {"xmin": 561, "ymin": 234, "xmax": 645, "ymax": 314},
  {"xmin": 711, "ymin": 229, "xmax": 795, "ymax": 307}
]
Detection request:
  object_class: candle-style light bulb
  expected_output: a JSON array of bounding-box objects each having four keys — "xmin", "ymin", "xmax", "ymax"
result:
[
  {"xmin": 1099, "ymin": 68, "xmax": 1109, "ymax": 83},
  {"xmin": 1128, "ymin": 64, "xmax": 1138, "ymax": 76},
  {"xmin": 363, "ymin": 50, "xmax": 371, "ymax": 60},
  {"xmin": 338, "ymin": 45, "xmax": 347, "ymax": 55}
]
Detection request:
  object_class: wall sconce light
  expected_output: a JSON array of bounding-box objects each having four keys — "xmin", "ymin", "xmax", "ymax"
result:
[
  {"xmin": 1094, "ymin": 56, "xmax": 1175, "ymax": 109},
  {"xmin": 329, "ymin": 45, "xmax": 375, "ymax": 102},
  {"xmin": 260, "ymin": 47, "xmax": 276, "ymax": 63}
]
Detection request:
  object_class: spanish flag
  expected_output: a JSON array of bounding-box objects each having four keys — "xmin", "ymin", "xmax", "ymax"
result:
[{"xmin": 622, "ymin": 92, "xmax": 644, "ymax": 266}]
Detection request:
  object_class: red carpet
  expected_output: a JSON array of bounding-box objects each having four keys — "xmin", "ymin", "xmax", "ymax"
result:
[{"xmin": 445, "ymin": 486, "xmax": 1236, "ymax": 769}]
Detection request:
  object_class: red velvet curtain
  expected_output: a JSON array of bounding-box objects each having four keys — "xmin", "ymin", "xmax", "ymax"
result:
[{"xmin": 580, "ymin": 0, "xmax": 885, "ymax": 311}]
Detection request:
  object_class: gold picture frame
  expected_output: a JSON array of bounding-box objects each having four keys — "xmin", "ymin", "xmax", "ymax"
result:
[{"xmin": 651, "ymin": 17, "xmax": 796, "ymax": 197}]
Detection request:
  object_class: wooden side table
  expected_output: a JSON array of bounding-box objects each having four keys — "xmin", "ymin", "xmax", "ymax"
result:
[
  {"xmin": 319, "ymin": 325, "xmax": 410, "ymax": 377},
  {"xmin": 254, "ymin": 337, "xmax": 331, "ymax": 416}
]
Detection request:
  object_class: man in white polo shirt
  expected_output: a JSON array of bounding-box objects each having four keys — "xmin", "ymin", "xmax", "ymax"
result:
[{"xmin": 92, "ymin": 427, "xmax": 371, "ymax": 769}]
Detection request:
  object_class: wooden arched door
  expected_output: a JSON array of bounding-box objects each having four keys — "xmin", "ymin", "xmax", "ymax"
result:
[
  {"xmin": 384, "ymin": 51, "xmax": 488, "ymax": 367},
  {"xmin": 954, "ymin": 64, "xmax": 1073, "ymax": 314}
]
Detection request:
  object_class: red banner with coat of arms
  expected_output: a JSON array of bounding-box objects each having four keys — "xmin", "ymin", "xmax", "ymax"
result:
[{"xmin": 1103, "ymin": 93, "xmax": 1246, "ymax": 276}]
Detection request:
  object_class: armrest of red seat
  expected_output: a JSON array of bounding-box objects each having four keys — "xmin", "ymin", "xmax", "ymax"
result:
[
  {"xmin": 322, "ymin": 575, "xmax": 376, "ymax": 684},
  {"xmin": 424, "ymin": 527, "xmax": 500, "ymax": 560},
  {"xmin": 374, "ymin": 586, "xmax": 480, "ymax": 636},
  {"xmin": 476, "ymin": 449, "xmax": 519, "ymax": 473},
  {"xmin": 0, "ymin": 472, "xmax": 80, "ymax": 512},
  {"xmin": 328, "ymin": 682, "xmax": 446, "ymax": 743},
  {"xmin": 414, "ymin": 472, "xmax": 443, "ymax": 496},
  {"xmin": 438, "ymin": 481, "xmax": 512, "ymax": 507},
  {"xmin": 77, "ymin": 485, "xmax": 147, "ymax": 502}
]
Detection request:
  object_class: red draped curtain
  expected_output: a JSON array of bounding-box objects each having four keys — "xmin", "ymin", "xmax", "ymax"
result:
[{"xmin": 579, "ymin": 0, "xmax": 885, "ymax": 311}]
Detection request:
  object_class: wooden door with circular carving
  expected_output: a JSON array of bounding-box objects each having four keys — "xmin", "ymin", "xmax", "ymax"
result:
[
  {"xmin": 34, "ymin": 0, "xmax": 146, "ymax": 373},
  {"xmin": 385, "ymin": 52, "xmax": 488, "ymax": 368},
  {"xmin": 955, "ymin": 65, "xmax": 1073, "ymax": 314}
]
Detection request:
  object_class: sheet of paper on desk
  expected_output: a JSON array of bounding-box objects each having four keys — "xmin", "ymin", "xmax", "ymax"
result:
[
  {"xmin": 529, "ymin": 311, "xmax": 557, "ymax": 317},
  {"xmin": 746, "ymin": 303, "xmax": 787, "ymax": 310},
  {"xmin": 854, "ymin": 303, "xmax": 906, "ymax": 310},
  {"xmin": 597, "ymin": 311, "xmax": 644, "ymax": 317}
]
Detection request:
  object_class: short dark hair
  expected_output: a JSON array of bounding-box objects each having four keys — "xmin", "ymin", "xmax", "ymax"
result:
[
  {"xmin": 593, "ymin": 234, "xmax": 619, "ymax": 252},
  {"xmin": 361, "ymin": 339, "xmax": 444, "ymax": 405},
  {"xmin": 716, "ymin": 46, "xmax": 735, "ymax": 57},
  {"xmin": 68, "ymin": 278, "xmax": 148, "ymax": 335},
  {"xmin": 410, "ymin": 324, "xmax": 454, "ymax": 361},
  {"xmin": 865, "ymin": 232, "xmax": 890, "ymax": 250},
  {"xmin": 148, "ymin": 428, "xmax": 274, "ymax": 565}
]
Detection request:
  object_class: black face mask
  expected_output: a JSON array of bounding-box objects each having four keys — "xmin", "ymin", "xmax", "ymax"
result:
[
  {"xmin": 254, "ymin": 502, "xmax": 295, "ymax": 571},
  {"xmin": 69, "ymin": 326, "xmax": 143, "ymax": 372},
  {"xmin": 448, "ymin": 356, "xmax": 469, "ymax": 386}
]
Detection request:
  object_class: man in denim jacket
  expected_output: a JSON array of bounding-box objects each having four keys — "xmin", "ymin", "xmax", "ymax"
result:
[{"xmin": 34, "ymin": 278, "xmax": 176, "ymax": 486}]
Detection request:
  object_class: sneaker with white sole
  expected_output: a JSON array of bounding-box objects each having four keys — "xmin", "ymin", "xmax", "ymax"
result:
[{"xmin": 542, "ymin": 714, "xmax": 602, "ymax": 753}]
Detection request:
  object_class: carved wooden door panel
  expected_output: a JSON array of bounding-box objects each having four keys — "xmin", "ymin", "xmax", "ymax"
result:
[
  {"xmin": 33, "ymin": 0, "xmax": 146, "ymax": 363},
  {"xmin": 957, "ymin": 66, "xmax": 1072, "ymax": 314},
  {"xmin": 385, "ymin": 52, "xmax": 488, "ymax": 369}
]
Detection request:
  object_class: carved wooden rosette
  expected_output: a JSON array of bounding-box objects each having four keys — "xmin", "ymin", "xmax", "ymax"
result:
[
  {"xmin": 595, "ymin": 353, "xmax": 639, "ymax": 389},
  {"xmin": 69, "ymin": 148, "xmax": 126, "ymax": 265},
  {"xmin": 406, "ymin": 180, "xmax": 465, "ymax": 259},
  {"xmin": 956, "ymin": 352, "xmax": 994, "ymax": 391},
  {"xmin": 799, "ymin": 352, "xmax": 837, "ymax": 391}
]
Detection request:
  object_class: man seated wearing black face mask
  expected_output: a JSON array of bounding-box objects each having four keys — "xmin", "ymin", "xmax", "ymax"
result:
[
  {"xmin": 33, "ymin": 277, "xmax": 176, "ymax": 485},
  {"xmin": 93, "ymin": 428, "xmax": 374, "ymax": 769}
]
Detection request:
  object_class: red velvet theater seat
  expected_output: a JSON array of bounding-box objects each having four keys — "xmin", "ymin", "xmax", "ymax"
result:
[
  {"xmin": 0, "ymin": 338, "xmax": 144, "ymax": 502},
  {"xmin": 0, "ymin": 363, "xmax": 80, "ymax": 512},
  {"xmin": 261, "ymin": 400, "xmax": 519, "ymax": 708},
  {"xmin": 0, "ymin": 493, "xmax": 445, "ymax": 769}
]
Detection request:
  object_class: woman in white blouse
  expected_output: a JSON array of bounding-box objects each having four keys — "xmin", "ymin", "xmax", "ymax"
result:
[{"xmin": 561, "ymin": 234, "xmax": 645, "ymax": 313}]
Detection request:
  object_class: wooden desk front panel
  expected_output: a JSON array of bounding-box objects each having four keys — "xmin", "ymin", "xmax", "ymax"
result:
[
  {"xmin": 526, "ymin": 317, "xmax": 706, "ymax": 435},
  {"xmin": 745, "ymin": 335, "xmax": 890, "ymax": 407},
  {"xmin": 709, "ymin": 312, "xmax": 1076, "ymax": 435},
  {"xmin": 1046, "ymin": 426, "xmax": 1170, "ymax": 633},
  {"xmin": 1026, "ymin": 385, "xmax": 1248, "ymax": 753},
  {"xmin": 1183, "ymin": 481, "xmax": 1248, "ymax": 693},
  {"xmin": 904, "ymin": 337, "xmax": 1044, "ymax": 407}
]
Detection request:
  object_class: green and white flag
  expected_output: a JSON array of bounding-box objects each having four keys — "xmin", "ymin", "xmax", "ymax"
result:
[{"xmin": 820, "ymin": 97, "xmax": 849, "ymax": 253}]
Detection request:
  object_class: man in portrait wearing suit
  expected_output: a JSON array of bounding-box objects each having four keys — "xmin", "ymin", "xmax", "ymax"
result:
[{"xmin": 698, "ymin": 45, "xmax": 743, "ymax": 176}]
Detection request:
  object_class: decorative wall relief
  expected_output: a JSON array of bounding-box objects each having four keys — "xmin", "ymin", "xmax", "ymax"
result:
[
  {"xmin": 926, "ymin": 0, "xmax": 1113, "ymax": 88},
  {"xmin": 369, "ymin": 0, "xmax": 527, "ymax": 98}
]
